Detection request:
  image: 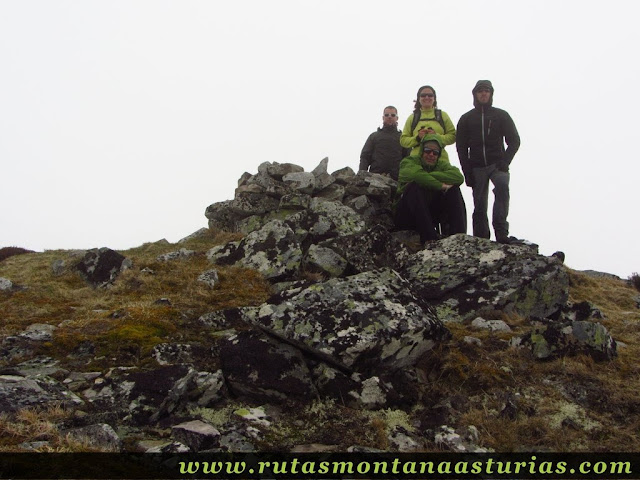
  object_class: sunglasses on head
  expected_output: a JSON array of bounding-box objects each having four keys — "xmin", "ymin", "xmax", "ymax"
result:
[
  {"xmin": 420, "ymin": 93, "xmax": 435, "ymax": 98},
  {"xmin": 423, "ymin": 148, "xmax": 440, "ymax": 156},
  {"xmin": 384, "ymin": 113, "xmax": 397, "ymax": 117}
]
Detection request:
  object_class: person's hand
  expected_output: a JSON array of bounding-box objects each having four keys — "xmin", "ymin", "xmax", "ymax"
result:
[
  {"xmin": 441, "ymin": 183, "xmax": 453, "ymax": 192},
  {"xmin": 465, "ymin": 173, "xmax": 474, "ymax": 187},
  {"xmin": 497, "ymin": 161, "xmax": 510, "ymax": 172},
  {"xmin": 418, "ymin": 127, "xmax": 429, "ymax": 140}
]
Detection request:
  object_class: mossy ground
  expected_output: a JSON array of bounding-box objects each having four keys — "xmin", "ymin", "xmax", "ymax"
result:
[{"xmin": 1, "ymin": 236, "xmax": 639, "ymax": 452}]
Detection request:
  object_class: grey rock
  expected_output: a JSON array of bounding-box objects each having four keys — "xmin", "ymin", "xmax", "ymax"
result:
[
  {"xmin": 51, "ymin": 259, "xmax": 66, "ymax": 276},
  {"xmin": 208, "ymin": 219, "xmax": 302, "ymax": 281},
  {"xmin": 152, "ymin": 369, "xmax": 227, "ymax": 421},
  {"xmin": 388, "ymin": 426, "xmax": 422, "ymax": 452},
  {"xmin": 299, "ymin": 198, "xmax": 365, "ymax": 241},
  {"xmin": 580, "ymin": 270, "xmax": 621, "ymax": 281},
  {"xmin": 313, "ymin": 172, "xmax": 336, "ymax": 193},
  {"xmin": 282, "ymin": 171, "xmax": 316, "ymax": 194},
  {"xmin": 246, "ymin": 268, "xmax": 450, "ymax": 373},
  {"xmin": 311, "ymin": 157, "xmax": 329, "ymax": 176},
  {"xmin": 315, "ymin": 183, "xmax": 345, "ymax": 202},
  {"xmin": 19, "ymin": 323, "xmax": 56, "ymax": 341},
  {"xmin": 558, "ymin": 300, "xmax": 605, "ymax": 322},
  {"xmin": 238, "ymin": 171, "xmax": 253, "ymax": 186},
  {"xmin": 152, "ymin": 343, "xmax": 197, "ymax": 366},
  {"xmin": 229, "ymin": 193, "xmax": 281, "ymax": 218},
  {"xmin": 205, "ymin": 200, "xmax": 238, "ymax": 232},
  {"xmin": 146, "ymin": 442, "xmax": 191, "ymax": 453},
  {"xmin": 178, "ymin": 228, "xmax": 210, "ymax": 244},
  {"xmin": 197, "ymin": 269, "xmax": 219, "ymax": 288},
  {"xmin": 331, "ymin": 166, "xmax": 356, "ymax": 184},
  {"xmin": 265, "ymin": 162, "xmax": 304, "ymax": 180},
  {"xmin": 171, "ymin": 420, "xmax": 220, "ymax": 452},
  {"xmin": 75, "ymin": 248, "xmax": 128, "ymax": 287},
  {"xmin": 220, "ymin": 330, "xmax": 317, "ymax": 403},
  {"xmin": 319, "ymin": 224, "xmax": 411, "ymax": 275},
  {"xmin": 434, "ymin": 425, "xmax": 491, "ymax": 453},
  {"xmin": 156, "ymin": 248, "xmax": 196, "ymax": 262},
  {"xmin": 0, "ymin": 277, "xmax": 12, "ymax": 291},
  {"xmin": 83, "ymin": 365, "xmax": 192, "ymax": 424},
  {"xmin": 344, "ymin": 171, "xmax": 396, "ymax": 199},
  {"xmin": 0, "ymin": 374, "xmax": 84, "ymax": 413},
  {"xmin": 279, "ymin": 193, "xmax": 311, "ymax": 211},
  {"xmin": 348, "ymin": 376, "xmax": 392, "ymax": 409},
  {"xmin": 401, "ymin": 235, "xmax": 568, "ymax": 323},
  {"xmin": 470, "ymin": 317, "xmax": 512, "ymax": 332},
  {"xmin": 64, "ymin": 424, "xmax": 122, "ymax": 452},
  {"xmin": 519, "ymin": 320, "xmax": 617, "ymax": 361},
  {"xmin": 302, "ymin": 244, "xmax": 348, "ymax": 278}
]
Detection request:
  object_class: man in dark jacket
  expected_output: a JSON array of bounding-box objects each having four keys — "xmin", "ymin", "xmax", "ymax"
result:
[
  {"xmin": 359, "ymin": 106, "xmax": 410, "ymax": 180},
  {"xmin": 456, "ymin": 80, "xmax": 520, "ymax": 244}
]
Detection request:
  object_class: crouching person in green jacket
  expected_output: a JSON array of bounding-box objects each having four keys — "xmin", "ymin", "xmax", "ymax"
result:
[{"xmin": 395, "ymin": 134, "xmax": 467, "ymax": 245}]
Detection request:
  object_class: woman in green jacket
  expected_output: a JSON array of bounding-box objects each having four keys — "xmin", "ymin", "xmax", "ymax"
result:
[
  {"xmin": 400, "ymin": 85, "xmax": 456, "ymax": 163},
  {"xmin": 395, "ymin": 135, "xmax": 467, "ymax": 244}
]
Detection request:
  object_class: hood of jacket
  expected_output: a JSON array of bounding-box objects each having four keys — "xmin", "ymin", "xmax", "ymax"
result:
[
  {"xmin": 420, "ymin": 134, "xmax": 444, "ymax": 171},
  {"xmin": 472, "ymin": 79, "xmax": 494, "ymax": 108}
]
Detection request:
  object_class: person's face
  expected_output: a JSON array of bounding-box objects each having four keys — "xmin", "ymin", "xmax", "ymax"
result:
[
  {"xmin": 419, "ymin": 88, "xmax": 435, "ymax": 109},
  {"xmin": 475, "ymin": 88, "xmax": 492, "ymax": 105},
  {"xmin": 382, "ymin": 108, "xmax": 398, "ymax": 126},
  {"xmin": 421, "ymin": 141, "xmax": 440, "ymax": 166}
]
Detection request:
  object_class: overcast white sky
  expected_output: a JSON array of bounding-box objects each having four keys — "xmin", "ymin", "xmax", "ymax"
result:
[{"xmin": 1, "ymin": 0, "xmax": 638, "ymax": 278}]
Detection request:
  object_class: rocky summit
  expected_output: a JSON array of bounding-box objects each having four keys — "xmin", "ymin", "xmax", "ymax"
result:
[{"xmin": 0, "ymin": 157, "xmax": 638, "ymax": 454}]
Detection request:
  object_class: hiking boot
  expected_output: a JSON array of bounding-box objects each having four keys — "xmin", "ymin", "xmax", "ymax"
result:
[{"xmin": 496, "ymin": 234, "xmax": 512, "ymax": 244}]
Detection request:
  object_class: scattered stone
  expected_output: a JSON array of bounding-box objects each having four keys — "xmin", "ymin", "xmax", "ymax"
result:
[
  {"xmin": 178, "ymin": 228, "xmax": 210, "ymax": 243},
  {"xmin": 156, "ymin": 248, "xmax": 196, "ymax": 262},
  {"xmin": 64, "ymin": 424, "xmax": 122, "ymax": 452},
  {"xmin": 171, "ymin": 420, "xmax": 220, "ymax": 452},
  {"xmin": 0, "ymin": 277, "xmax": 13, "ymax": 291},
  {"xmin": 197, "ymin": 269, "xmax": 219, "ymax": 288},
  {"xmin": 470, "ymin": 317, "xmax": 512, "ymax": 332},
  {"xmin": 519, "ymin": 320, "xmax": 617, "ymax": 361}
]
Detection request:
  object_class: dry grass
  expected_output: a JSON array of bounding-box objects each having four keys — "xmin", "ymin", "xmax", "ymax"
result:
[
  {"xmin": 0, "ymin": 231, "xmax": 270, "ymax": 369},
  {"xmin": 0, "ymin": 405, "xmax": 81, "ymax": 451}
]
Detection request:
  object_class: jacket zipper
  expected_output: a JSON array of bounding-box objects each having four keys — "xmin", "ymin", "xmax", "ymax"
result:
[{"xmin": 481, "ymin": 107, "xmax": 487, "ymax": 166}]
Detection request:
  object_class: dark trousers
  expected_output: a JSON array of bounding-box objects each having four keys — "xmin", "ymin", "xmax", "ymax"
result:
[
  {"xmin": 395, "ymin": 182, "xmax": 467, "ymax": 243},
  {"xmin": 470, "ymin": 164, "xmax": 510, "ymax": 239}
]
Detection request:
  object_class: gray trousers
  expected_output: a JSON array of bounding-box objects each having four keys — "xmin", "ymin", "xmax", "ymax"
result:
[{"xmin": 471, "ymin": 164, "xmax": 510, "ymax": 239}]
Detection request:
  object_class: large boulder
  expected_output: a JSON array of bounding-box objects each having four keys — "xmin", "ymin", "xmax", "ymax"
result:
[
  {"xmin": 240, "ymin": 268, "xmax": 450, "ymax": 374},
  {"xmin": 75, "ymin": 248, "xmax": 129, "ymax": 287},
  {"xmin": 401, "ymin": 235, "xmax": 569, "ymax": 323}
]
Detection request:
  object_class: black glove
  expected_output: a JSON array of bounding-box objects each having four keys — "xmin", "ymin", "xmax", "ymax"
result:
[
  {"xmin": 464, "ymin": 172, "xmax": 475, "ymax": 187},
  {"xmin": 497, "ymin": 161, "xmax": 510, "ymax": 173}
]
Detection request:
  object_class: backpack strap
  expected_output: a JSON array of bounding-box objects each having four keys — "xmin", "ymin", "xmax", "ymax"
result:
[
  {"xmin": 410, "ymin": 109, "xmax": 421, "ymax": 133},
  {"xmin": 411, "ymin": 109, "xmax": 446, "ymax": 133}
]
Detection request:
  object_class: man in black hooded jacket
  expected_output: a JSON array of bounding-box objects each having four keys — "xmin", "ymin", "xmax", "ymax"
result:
[{"xmin": 456, "ymin": 80, "xmax": 520, "ymax": 244}]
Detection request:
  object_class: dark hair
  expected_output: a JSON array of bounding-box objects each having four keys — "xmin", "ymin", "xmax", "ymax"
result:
[
  {"xmin": 413, "ymin": 85, "xmax": 437, "ymax": 114},
  {"xmin": 383, "ymin": 105, "xmax": 397, "ymax": 112}
]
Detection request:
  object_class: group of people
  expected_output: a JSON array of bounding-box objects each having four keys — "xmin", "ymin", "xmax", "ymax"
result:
[{"xmin": 359, "ymin": 80, "xmax": 520, "ymax": 245}]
